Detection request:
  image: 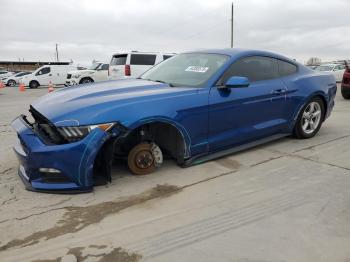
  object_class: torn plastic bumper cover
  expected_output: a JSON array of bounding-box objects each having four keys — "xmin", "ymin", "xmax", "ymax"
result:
[{"xmin": 11, "ymin": 115, "xmax": 121, "ymax": 193}]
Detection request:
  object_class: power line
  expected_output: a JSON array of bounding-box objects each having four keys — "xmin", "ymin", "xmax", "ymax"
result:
[
  {"xmin": 180, "ymin": 18, "xmax": 230, "ymax": 41},
  {"xmin": 151, "ymin": 4, "xmax": 227, "ymax": 36},
  {"xmin": 155, "ymin": 18, "xmax": 230, "ymax": 50}
]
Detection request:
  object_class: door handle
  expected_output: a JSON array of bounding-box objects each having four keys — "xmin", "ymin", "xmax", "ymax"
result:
[
  {"xmin": 272, "ymin": 88, "xmax": 287, "ymax": 94},
  {"xmin": 48, "ymin": 74, "xmax": 52, "ymax": 76},
  {"xmin": 270, "ymin": 88, "xmax": 288, "ymax": 102}
]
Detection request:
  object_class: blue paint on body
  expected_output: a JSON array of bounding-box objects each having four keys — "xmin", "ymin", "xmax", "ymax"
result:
[{"xmin": 11, "ymin": 48, "xmax": 337, "ymax": 192}]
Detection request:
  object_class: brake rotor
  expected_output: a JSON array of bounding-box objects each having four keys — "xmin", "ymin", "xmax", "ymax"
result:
[{"xmin": 128, "ymin": 142, "xmax": 162, "ymax": 175}]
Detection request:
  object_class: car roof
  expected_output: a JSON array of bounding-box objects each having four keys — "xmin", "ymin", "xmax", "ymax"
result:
[
  {"xmin": 318, "ymin": 64, "xmax": 338, "ymax": 66},
  {"xmin": 184, "ymin": 48, "xmax": 296, "ymax": 64},
  {"xmin": 112, "ymin": 51, "xmax": 176, "ymax": 56}
]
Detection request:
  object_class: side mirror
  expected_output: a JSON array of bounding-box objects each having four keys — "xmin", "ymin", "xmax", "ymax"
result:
[{"xmin": 223, "ymin": 76, "xmax": 250, "ymax": 88}]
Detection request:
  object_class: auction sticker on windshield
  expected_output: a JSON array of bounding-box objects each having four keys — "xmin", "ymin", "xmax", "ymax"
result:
[{"xmin": 185, "ymin": 66, "xmax": 209, "ymax": 73}]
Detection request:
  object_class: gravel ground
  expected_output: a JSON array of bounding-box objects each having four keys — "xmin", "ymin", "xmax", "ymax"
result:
[{"xmin": 0, "ymin": 85, "xmax": 349, "ymax": 262}]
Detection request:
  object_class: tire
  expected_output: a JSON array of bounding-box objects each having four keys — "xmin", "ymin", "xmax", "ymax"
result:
[
  {"xmin": 29, "ymin": 81, "xmax": 39, "ymax": 89},
  {"xmin": 128, "ymin": 142, "xmax": 157, "ymax": 175},
  {"xmin": 293, "ymin": 97, "xmax": 325, "ymax": 139},
  {"xmin": 341, "ymin": 87, "xmax": 350, "ymax": 99},
  {"xmin": 7, "ymin": 80, "xmax": 16, "ymax": 87},
  {"xmin": 80, "ymin": 78, "xmax": 94, "ymax": 84}
]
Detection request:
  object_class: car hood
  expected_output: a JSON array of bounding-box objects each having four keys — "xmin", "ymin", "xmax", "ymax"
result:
[
  {"xmin": 22, "ymin": 73, "xmax": 34, "ymax": 79},
  {"xmin": 31, "ymin": 79, "xmax": 201, "ymax": 126}
]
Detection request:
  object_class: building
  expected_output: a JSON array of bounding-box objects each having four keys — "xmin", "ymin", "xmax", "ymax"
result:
[{"xmin": 0, "ymin": 61, "xmax": 71, "ymax": 72}]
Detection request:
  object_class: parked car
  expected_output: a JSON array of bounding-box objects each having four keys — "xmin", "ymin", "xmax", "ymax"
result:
[
  {"xmin": 341, "ymin": 63, "xmax": 350, "ymax": 99},
  {"xmin": 11, "ymin": 49, "xmax": 337, "ymax": 193},
  {"xmin": 65, "ymin": 62, "xmax": 109, "ymax": 86},
  {"xmin": 1, "ymin": 71, "xmax": 32, "ymax": 86},
  {"xmin": 108, "ymin": 51, "xmax": 175, "ymax": 80},
  {"xmin": 306, "ymin": 65, "xmax": 318, "ymax": 70},
  {"xmin": 20, "ymin": 65, "xmax": 77, "ymax": 88},
  {"xmin": 0, "ymin": 70, "xmax": 14, "ymax": 78},
  {"xmin": 315, "ymin": 63, "xmax": 346, "ymax": 82}
]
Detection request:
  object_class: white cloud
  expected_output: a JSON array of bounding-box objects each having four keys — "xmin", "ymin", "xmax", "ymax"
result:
[{"xmin": 0, "ymin": 0, "xmax": 349, "ymax": 64}]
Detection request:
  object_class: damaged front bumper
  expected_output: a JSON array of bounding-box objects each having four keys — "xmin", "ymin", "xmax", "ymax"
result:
[{"xmin": 11, "ymin": 115, "xmax": 120, "ymax": 193}]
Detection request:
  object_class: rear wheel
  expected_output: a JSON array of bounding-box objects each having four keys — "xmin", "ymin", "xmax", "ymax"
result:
[
  {"xmin": 293, "ymin": 97, "xmax": 324, "ymax": 139},
  {"xmin": 80, "ymin": 77, "xmax": 94, "ymax": 84},
  {"xmin": 341, "ymin": 87, "xmax": 350, "ymax": 99},
  {"xmin": 29, "ymin": 81, "xmax": 39, "ymax": 89},
  {"xmin": 7, "ymin": 80, "xmax": 16, "ymax": 86}
]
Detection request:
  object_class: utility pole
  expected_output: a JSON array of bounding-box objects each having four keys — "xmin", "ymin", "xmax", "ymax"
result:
[
  {"xmin": 230, "ymin": 2, "xmax": 234, "ymax": 48},
  {"xmin": 55, "ymin": 43, "xmax": 59, "ymax": 62}
]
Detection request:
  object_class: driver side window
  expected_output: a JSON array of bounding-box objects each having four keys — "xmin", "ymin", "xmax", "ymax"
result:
[
  {"xmin": 218, "ymin": 56, "xmax": 279, "ymax": 85},
  {"xmin": 36, "ymin": 67, "xmax": 50, "ymax": 76},
  {"xmin": 334, "ymin": 65, "xmax": 345, "ymax": 71},
  {"xmin": 101, "ymin": 64, "xmax": 109, "ymax": 70}
]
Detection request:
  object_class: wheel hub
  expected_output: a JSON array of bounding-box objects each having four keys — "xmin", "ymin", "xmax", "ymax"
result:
[
  {"xmin": 135, "ymin": 150, "xmax": 154, "ymax": 169},
  {"xmin": 302, "ymin": 102, "xmax": 321, "ymax": 134}
]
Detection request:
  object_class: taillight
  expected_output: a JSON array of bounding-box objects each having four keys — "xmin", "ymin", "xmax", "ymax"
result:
[
  {"xmin": 125, "ymin": 65, "xmax": 131, "ymax": 76},
  {"xmin": 108, "ymin": 68, "xmax": 110, "ymax": 76}
]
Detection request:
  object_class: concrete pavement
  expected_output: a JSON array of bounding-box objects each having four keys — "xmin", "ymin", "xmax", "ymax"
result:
[{"xmin": 0, "ymin": 86, "xmax": 349, "ymax": 262}]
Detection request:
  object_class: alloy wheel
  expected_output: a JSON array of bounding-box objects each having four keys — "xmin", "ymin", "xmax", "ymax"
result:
[
  {"xmin": 8, "ymin": 80, "xmax": 16, "ymax": 86},
  {"xmin": 301, "ymin": 102, "xmax": 322, "ymax": 134}
]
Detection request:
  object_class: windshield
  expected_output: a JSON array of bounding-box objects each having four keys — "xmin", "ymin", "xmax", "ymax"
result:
[
  {"xmin": 88, "ymin": 63, "xmax": 101, "ymax": 70},
  {"xmin": 315, "ymin": 65, "xmax": 334, "ymax": 72},
  {"xmin": 141, "ymin": 53, "xmax": 229, "ymax": 87}
]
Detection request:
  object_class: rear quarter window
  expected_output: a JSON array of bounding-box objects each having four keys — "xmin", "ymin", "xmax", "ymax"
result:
[
  {"xmin": 110, "ymin": 54, "xmax": 127, "ymax": 65},
  {"xmin": 163, "ymin": 55, "xmax": 173, "ymax": 60},
  {"xmin": 220, "ymin": 56, "xmax": 279, "ymax": 84},
  {"xmin": 130, "ymin": 54, "xmax": 157, "ymax": 65},
  {"xmin": 278, "ymin": 60, "xmax": 297, "ymax": 77}
]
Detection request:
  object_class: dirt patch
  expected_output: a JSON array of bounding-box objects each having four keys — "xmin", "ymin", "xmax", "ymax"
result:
[
  {"xmin": 67, "ymin": 246, "xmax": 141, "ymax": 262},
  {"xmin": 98, "ymin": 247, "xmax": 141, "ymax": 262},
  {"xmin": 89, "ymin": 244, "xmax": 108, "ymax": 249},
  {"xmin": 0, "ymin": 167, "xmax": 14, "ymax": 175},
  {"xmin": 66, "ymin": 247, "xmax": 85, "ymax": 260},
  {"xmin": 215, "ymin": 157, "xmax": 242, "ymax": 170},
  {"xmin": 31, "ymin": 258, "xmax": 60, "ymax": 262},
  {"xmin": 0, "ymin": 184, "xmax": 181, "ymax": 251}
]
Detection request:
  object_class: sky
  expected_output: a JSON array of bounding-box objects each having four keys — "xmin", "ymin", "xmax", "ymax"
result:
[{"xmin": 0, "ymin": 0, "xmax": 349, "ymax": 65}]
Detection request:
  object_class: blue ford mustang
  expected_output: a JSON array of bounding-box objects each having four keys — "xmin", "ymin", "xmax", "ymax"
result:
[{"xmin": 11, "ymin": 49, "xmax": 337, "ymax": 193}]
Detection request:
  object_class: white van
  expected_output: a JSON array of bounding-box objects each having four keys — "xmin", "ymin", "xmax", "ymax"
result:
[
  {"xmin": 21, "ymin": 65, "xmax": 77, "ymax": 88},
  {"xmin": 108, "ymin": 51, "xmax": 175, "ymax": 80}
]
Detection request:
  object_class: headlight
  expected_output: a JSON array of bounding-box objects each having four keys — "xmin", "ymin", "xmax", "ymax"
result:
[
  {"xmin": 73, "ymin": 74, "xmax": 81, "ymax": 78},
  {"xmin": 57, "ymin": 123, "xmax": 115, "ymax": 142}
]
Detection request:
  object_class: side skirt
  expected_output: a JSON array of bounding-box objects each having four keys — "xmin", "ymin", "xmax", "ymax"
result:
[{"xmin": 183, "ymin": 133, "xmax": 289, "ymax": 167}]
